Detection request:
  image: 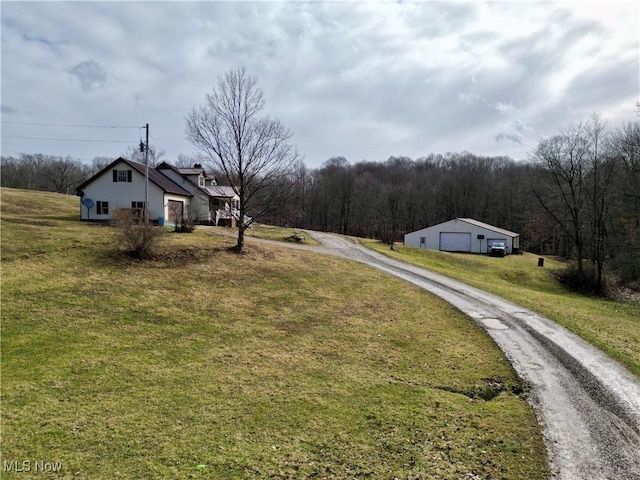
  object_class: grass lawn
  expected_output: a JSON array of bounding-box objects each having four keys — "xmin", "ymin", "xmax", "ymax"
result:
[
  {"xmin": 1, "ymin": 188, "xmax": 548, "ymax": 479},
  {"xmin": 204, "ymin": 223, "xmax": 320, "ymax": 246},
  {"xmin": 363, "ymin": 241, "xmax": 640, "ymax": 376},
  {"xmin": 248, "ymin": 223, "xmax": 320, "ymax": 245}
]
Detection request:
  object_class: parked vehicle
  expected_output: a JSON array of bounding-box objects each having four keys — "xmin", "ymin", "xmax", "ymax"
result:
[{"xmin": 489, "ymin": 241, "xmax": 507, "ymax": 257}]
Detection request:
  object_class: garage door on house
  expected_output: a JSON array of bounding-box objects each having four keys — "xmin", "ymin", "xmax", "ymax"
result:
[
  {"xmin": 168, "ymin": 200, "xmax": 183, "ymax": 225},
  {"xmin": 439, "ymin": 232, "xmax": 471, "ymax": 252}
]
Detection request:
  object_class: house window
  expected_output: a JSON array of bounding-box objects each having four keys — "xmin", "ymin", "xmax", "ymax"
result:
[
  {"xmin": 113, "ymin": 169, "xmax": 132, "ymax": 182},
  {"xmin": 198, "ymin": 176, "xmax": 204, "ymax": 187},
  {"xmin": 131, "ymin": 201, "xmax": 145, "ymax": 218},
  {"xmin": 420, "ymin": 237, "xmax": 426, "ymax": 245},
  {"xmin": 97, "ymin": 201, "xmax": 109, "ymax": 215}
]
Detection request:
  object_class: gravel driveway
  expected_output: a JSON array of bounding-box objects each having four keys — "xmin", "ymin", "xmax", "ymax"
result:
[{"xmin": 283, "ymin": 231, "xmax": 640, "ymax": 480}]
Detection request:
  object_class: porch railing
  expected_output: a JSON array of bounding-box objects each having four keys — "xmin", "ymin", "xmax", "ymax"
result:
[{"xmin": 214, "ymin": 209, "xmax": 252, "ymax": 226}]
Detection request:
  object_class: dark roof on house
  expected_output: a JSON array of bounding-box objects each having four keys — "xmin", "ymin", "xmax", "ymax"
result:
[
  {"xmin": 156, "ymin": 161, "xmax": 187, "ymax": 176},
  {"xmin": 76, "ymin": 157, "xmax": 192, "ymax": 196},
  {"xmin": 157, "ymin": 161, "xmax": 216, "ymax": 182}
]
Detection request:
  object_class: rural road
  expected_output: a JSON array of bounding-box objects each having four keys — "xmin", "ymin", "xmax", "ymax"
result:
[{"xmin": 267, "ymin": 230, "xmax": 640, "ymax": 480}]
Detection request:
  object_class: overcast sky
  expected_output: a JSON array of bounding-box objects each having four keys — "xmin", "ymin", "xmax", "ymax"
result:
[{"xmin": 1, "ymin": 1, "xmax": 638, "ymax": 169}]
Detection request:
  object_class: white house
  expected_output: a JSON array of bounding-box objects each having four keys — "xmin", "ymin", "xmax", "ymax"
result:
[
  {"xmin": 404, "ymin": 218, "xmax": 520, "ymax": 254},
  {"xmin": 77, "ymin": 157, "xmax": 245, "ymax": 226},
  {"xmin": 76, "ymin": 157, "xmax": 192, "ymax": 225},
  {"xmin": 156, "ymin": 162, "xmax": 240, "ymax": 225}
]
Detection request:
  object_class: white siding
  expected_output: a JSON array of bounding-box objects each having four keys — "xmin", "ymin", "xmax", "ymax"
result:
[
  {"xmin": 157, "ymin": 167, "xmax": 211, "ymax": 222},
  {"xmin": 79, "ymin": 160, "xmax": 189, "ymax": 221},
  {"xmin": 79, "ymin": 161, "xmax": 157, "ymax": 220}
]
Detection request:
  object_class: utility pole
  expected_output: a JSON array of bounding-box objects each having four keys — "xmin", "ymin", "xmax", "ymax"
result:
[{"xmin": 143, "ymin": 123, "xmax": 149, "ymax": 223}]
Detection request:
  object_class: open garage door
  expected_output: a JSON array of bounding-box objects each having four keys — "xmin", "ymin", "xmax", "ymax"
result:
[
  {"xmin": 440, "ymin": 232, "xmax": 471, "ymax": 252},
  {"xmin": 167, "ymin": 200, "xmax": 183, "ymax": 226},
  {"xmin": 487, "ymin": 238, "xmax": 507, "ymax": 253}
]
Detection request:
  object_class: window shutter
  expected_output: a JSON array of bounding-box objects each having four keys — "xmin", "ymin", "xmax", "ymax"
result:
[
  {"xmin": 113, "ymin": 170, "xmax": 117, "ymax": 182},
  {"xmin": 127, "ymin": 170, "xmax": 132, "ymax": 182}
]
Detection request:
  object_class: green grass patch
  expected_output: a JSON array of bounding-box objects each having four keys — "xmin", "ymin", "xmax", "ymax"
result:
[
  {"xmin": 228, "ymin": 223, "xmax": 320, "ymax": 245},
  {"xmin": 2, "ymin": 188, "xmax": 547, "ymax": 479},
  {"xmin": 199, "ymin": 223, "xmax": 320, "ymax": 246},
  {"xmin": 363, "ymin": 241, "xmax": 640, "ymax": 376}
]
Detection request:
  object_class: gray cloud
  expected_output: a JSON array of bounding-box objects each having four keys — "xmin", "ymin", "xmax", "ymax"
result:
[
  {"xmin": 495, "ymin": 132, "xmax": 522, "ymax": 144},
  {"xmin": 68, "ymin": 60, "xmax": 107, "ymax": 92},
  {"xmin": 1, "ymin": 1, "xmax": 637, "ymax": 165},
  {"xmin": 564, "ymin": 59, "xmax": 638, "ymax": 109},
  {"xmin": 1, "ymin": 104, "xmax": 17, "ymax": 114}
]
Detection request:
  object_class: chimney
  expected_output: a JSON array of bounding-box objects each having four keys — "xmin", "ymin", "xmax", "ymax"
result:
[{"xmin": 193, "ymin": 163, "xmax": 202, "ymax": 169}]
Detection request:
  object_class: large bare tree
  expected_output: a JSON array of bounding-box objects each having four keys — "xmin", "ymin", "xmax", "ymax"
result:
[
  {"xmin": 531, "ymin": 115, "xmax": 617, "ymax": 292},
  {"xmin": 531, "ymin": 122, "xmax": 590, "ymax": 275},
  {"xmin": 185, "ymin": 67, "xmax": 300, "ymax": 252}
]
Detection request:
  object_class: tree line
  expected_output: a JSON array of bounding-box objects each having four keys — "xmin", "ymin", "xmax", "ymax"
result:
[
  {"xmin": 260, "ymin": 116, "xmax": 639, "ymax": 293},
  {"xmin": 1, "ymin": 154, "xmax": 97, "ymax": 194},
  {"xmin": 0, "ymin": 147, "xmax": 189, "ymax": 194}
]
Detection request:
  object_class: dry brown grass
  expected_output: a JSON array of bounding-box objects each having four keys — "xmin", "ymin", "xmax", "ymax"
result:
[{"xmin": 1, "ymin": 188, "xmax": 548, "ymax": 479}]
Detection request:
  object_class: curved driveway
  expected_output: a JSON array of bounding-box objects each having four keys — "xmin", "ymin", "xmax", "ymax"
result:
[{"xmin": 291, "ymin": 231, "xmax": 640, "ymax": 480}]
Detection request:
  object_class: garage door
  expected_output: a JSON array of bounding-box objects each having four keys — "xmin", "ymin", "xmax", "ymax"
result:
[
  {"xmin": 167, "ymin": 200, "xmax": 183, "ymax": 225},
  {"xmin": 487, "ymin": 238, "xmax": 507, "ymax": 253},
  {"xmin": 440, "ymin": 232, "xmax": 471, "ymax": 252}
]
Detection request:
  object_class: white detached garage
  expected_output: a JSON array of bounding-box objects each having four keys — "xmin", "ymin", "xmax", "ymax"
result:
[{"xmin": 404, "ymin": 218, "xmax": 520, "ymax": 254}]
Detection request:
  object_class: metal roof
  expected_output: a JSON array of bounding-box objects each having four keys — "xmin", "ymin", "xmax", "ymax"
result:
[
  {"xmin": 177, "ymin": 168, "xmax": 208, "ymax": 176},
  {"xmin": 201, "ymin": 185, "xmax": 237, "ymax": 198},
  {"xmin": 157, "ymin": 161, "xmax": 216, "ymax": 182},
  {"xmin": 76, "ymin": 157, "xmax": 192, "ymax": 197},
  {"xmin": 456, "ymin": 218, "xmax": 519, "ymax": 237}
]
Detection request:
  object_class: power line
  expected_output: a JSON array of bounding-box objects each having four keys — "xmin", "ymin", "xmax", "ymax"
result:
[
  {"xmin": 149, "ymin": 133, "xmax": 165, "ymax": 153},
  {"xmin": 1, "ymin": 135, "xmax": 133, "ymax": 144},
  {"xmin": 1, "ymin": 121, "xmax": 139, "ymax": 129}
]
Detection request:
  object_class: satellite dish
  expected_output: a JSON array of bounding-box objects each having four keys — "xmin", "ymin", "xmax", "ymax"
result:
[{"xmin": 82, "ymin": 198, "xmax": 95, "ymax": 209}]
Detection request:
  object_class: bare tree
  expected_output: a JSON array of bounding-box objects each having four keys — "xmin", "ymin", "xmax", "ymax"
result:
[
  {"xmin": 610, "ymin": 121, "xmax": 640, "ymax": 201},
  {"xmin": 44, "ymin": 156, "xmax": 89, "ymax": 194},
  {"xmin": 584, "ymin": 113, "xmax": 615, "ymax": 291},
  {"xmin": 531, "ymin": 122, "xmax": 590, "ymax": 275},
  {"xmin": 607, "ymin": 121, "xmax": 640, "ymax": 284},
  {"xmin": 185, "ymin": 67, "xmax": 300, "ymax": 252},
  {"xmin": 173, "ymin": 153, "xmax": 200, "ymax": 168},
  {"xmin": 91, "ymin": 156, "xmax": 115, "ymax": 174},
  {"xmin": 123, "ymin": 145, "xmax": 166, "ymax": 167},
  {"xmin": 531, "ymin": 115, "xmax": 619, "ymax": 293},
  {"xmin": 1, "ymin": 153, "xmax": 91, "ymax": 193}
]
